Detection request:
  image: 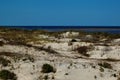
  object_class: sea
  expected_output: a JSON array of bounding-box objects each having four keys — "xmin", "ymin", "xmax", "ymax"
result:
[{"xmin": 1, "ymin": 26, "xmax": 120, "ymax": 34}]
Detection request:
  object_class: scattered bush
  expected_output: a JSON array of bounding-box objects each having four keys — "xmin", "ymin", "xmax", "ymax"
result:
[
  {"xmin": 44, "ymin": 75, "xmax": 48, "ymax": 80},
  {"xmin": 0, "ymin": 70, "xmax": 17, "ymax": 80},
  {"xmin": 92, "ymin": 66, "xmax": 96, "ymax": 68},
  {"xmin": 118, "ymin": 77, "xmax": 120, "ymax": 80},
  {"xmin": 65, "ymin": 73, "xmax": 69, "ymax": 75},
  {"xmin": 112, "ymin": 74, "xmax": 117, "ymax": 77},
  {"xmin": 71, "ymin": 39, "xmax": 77, "ymax": 42},
  {"xmin": 76, "ymin": 46, "xmax": 89, "ymax": 57},
  {"xmin": 52, "ymin": 75, "xmax": 54, "ymax": 79},
  {"xmin": 0, "ymin": 57, "xmax": 11, "ymax": 67},
  {"xmin": 22, "ymin": 55, "xmax": 34, "ymax": 62},
  {"xmin": 0, "ymin": 41, "xmax": 4, "ymax": 46},
  {"xmin": 27, "ymin": 56, "xmax": 34, "ymax": 62},
  {"xmin": 41, "ymin": 64, "xmax": 56, "ymax": 73},
  {"xmin": 99, "ymin": 67, "xmax": 104, "ymax": 72},
  {"xmin": 98, "ymin": 62, "xmax": 112, "ymax": 69},
  {"xmin": 94, "ymin": 75, "xmax": 97, "ymax": 79}
]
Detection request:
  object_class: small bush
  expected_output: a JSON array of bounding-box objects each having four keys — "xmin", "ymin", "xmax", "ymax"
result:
[
  {"xmin": 76, "ymin": 46, "xmax": 89, "ymax": 57},
  {"xmin": 65, "ymin": 73, "xmax": 69, "ymax": 75},
  {"xmin": 99, "ymin": 67, "xmax": 104, "ymax": 72},
  {"xmin": 27, "ymin": 56, "xmax": 34, "ymax": 62},
  {"xmin": 112, "ymin": 74, "xmax": 117, "ymax": 77},
  {"xmin": 94, "ymin": 75, "xmax": 97, "ymax": 79},
  {"xmin": 0, "ymin": 41, "xmax": 4, "ymax": 46},
  {"xmin": 71, "ymin": 39, "xmax": 77, "ymax": 42},
  {"xmin": 98, "ymin": 62, "xmax": 112, "ymax": 69},
  {"xmin": 0, "ymin": 57, "xmax": 11, "ymax": 67},
  {"xmin": 0, "ymin": 70, "xmax": 17, "ymax": 80},
  {"xmin": 118, "ymin": 77, "xmax": 120, "ymax": 80},
  {"xmin": 44, "ymin": 75, "xmax": 48, "ymax": 80},
  {"xmin": 22, "ymin": 56, "xmax": 34, "ymax": 62},
  {"xmin": 41, "ymin": 64, "xmax": 56, "ymax": 73}
]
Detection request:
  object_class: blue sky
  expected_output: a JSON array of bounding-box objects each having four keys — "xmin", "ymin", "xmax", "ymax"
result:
[{"xmin": 0, "ymin": 0, "xmax": 120, "ymax": 26}]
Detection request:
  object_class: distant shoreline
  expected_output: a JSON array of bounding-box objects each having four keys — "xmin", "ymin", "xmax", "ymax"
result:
[
  {"xmin": 1, "ymin": 26, "xmax": 120, "ymax": 29},
  {"xmin": 0, "ymin": 26, "xmax": 120, "ymax": 34}
]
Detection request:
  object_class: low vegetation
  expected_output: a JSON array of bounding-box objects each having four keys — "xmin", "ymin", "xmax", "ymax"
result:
[
  {"xmin": 44, "ymin": 75, "xmax": 49, "ymax": 80},
  {"xmin": 98, "ymin": 62, "xmax": 112, "ymax": 69},
  {"xmin": 0, "ymin": 57, "xmax": 11, "ymax": 67},
  {"xmin": 41, "ymin": 63, "xmax": 56, "ymax": 73},
  {"xmin": 117, "ymin": 77, "xmax": 120, "ymax": 80},
  {"xmin": 0, "ymin": 41, "xmax": 4, "ymax": 46},
  {"xmin": 22, "ymin": 54, "xmax": 35, "ymax": 62},
  {"xmin": 0, "ymin": 70, "xmax": 17, "ymax": 80},
  {"xmin": 99, "ymin": 67, "xmax": 104, "ymax": 72},
  {"xmin": 0, "ymin": 52, "xmax": 34, "ymax": 62},
  {"xmin": 71, "ymin": 39, "xmax": 77, "ymax": 42},
  {"xmin": 76, "ymin": 46, "xmax": 90, "ymax": 57},
  {"xmin": 104, "ymin": 58, "xmax": 120, "ymax": 62}
]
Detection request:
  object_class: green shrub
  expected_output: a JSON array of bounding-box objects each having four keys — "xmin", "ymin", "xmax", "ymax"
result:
[
  {"xmin": 41, "ymin": 64, "xmax": 56, "ymax": 73},
  {"xmin": 0, "ymin": 70, "xmax": 17, "ymax": 80},
  {"xmin": 76, "ymin": 46, "xmax": 89, "ymax": 57},
  {"xmin": 0, "ymin": 57, "xmax": 11, "ymax": 67}
]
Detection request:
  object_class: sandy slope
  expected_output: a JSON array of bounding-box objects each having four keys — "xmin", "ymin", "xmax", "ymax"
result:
[{"xmin": 0, "ymin": 37, "xmax": 120, "ymax": 80}]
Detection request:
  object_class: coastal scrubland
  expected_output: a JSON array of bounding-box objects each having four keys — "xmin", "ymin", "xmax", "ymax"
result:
[{"xmin": 0, "ymin": 27, "xmax": 120, "ymax": 80}]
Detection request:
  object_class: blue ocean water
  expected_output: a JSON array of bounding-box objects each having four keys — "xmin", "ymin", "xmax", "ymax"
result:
[{"xmin": 1, "ymin": 26, "xmax": 120, "ymax": 34}]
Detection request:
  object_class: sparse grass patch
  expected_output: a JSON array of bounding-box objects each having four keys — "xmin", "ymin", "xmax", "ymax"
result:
[
  {"xmin": 36, "ymin": 46, "xmax": 59, "ymax": 54},
  {"xmin": 23, "ymin": 55, "xmax": 35, "ymax": 62},
  {"xmin": 0, "ymin": 52, "xmax": 23, "ymax": 59},
  {"xmin": 0, "ymin": 52, "xmax": 34, "ymax": 62},
  {"xmin": 98, "ymin": 62, "xmax": 112, "ymax": 69},
  {"xmin": 22, "ymin": 54, "xmax": 35, "ymax": 62},
  {"xmin": 104, "ymin": 58, "xmax": 120, "ymax": 62},
  {"xmin": 0, "ymin": 57, "xmax": 11, "ymax": 67}
]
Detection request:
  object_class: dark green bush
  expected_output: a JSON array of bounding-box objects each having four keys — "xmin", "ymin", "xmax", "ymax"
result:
[
  {"xmin": 41, "ymin": 64, "xmax": 56, "ymax": 73},
  {"xmin": 0, "ymin": 70, "xmax": 17, "ymax": 80}
]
